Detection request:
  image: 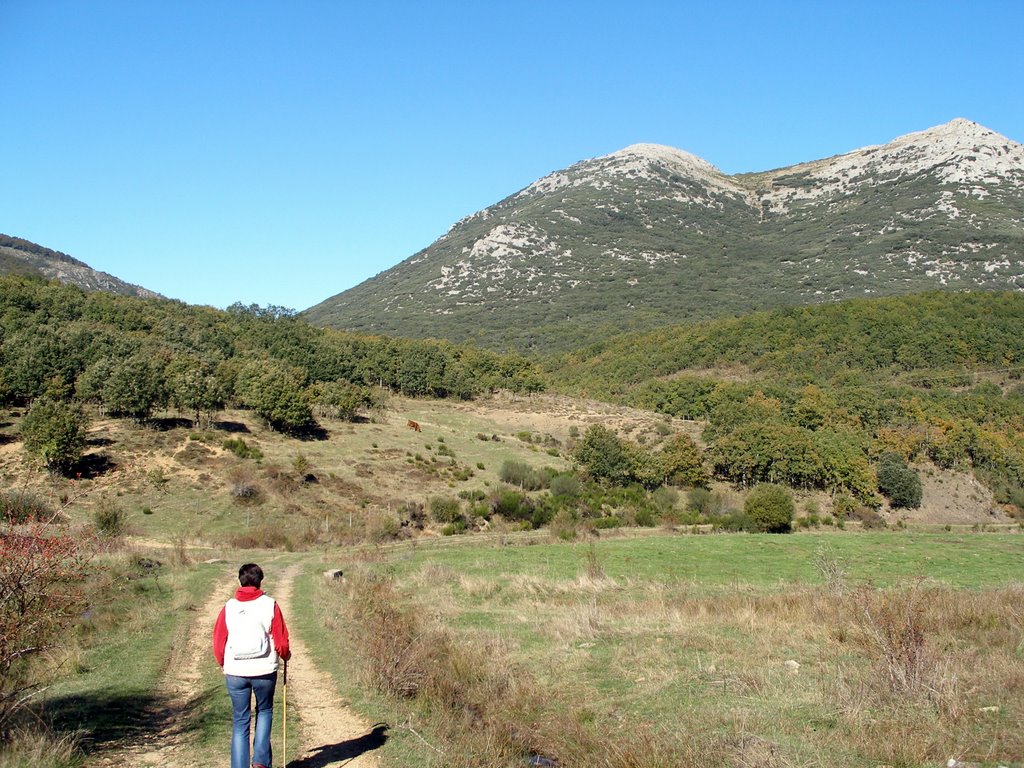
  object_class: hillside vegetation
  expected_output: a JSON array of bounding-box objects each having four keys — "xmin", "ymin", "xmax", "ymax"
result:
[
  {"xmin": 307, "ymin": 120, "xmax": 1024, "ymax": 352},
  {"xmin": 0, "ymin": 234, "xmax": 160, "ymax": 299},
  {"xmin": 0, "ymin": 274, "xmax": 542, "ymax": 425},
  {"xmin": 551, "ymin": 291, "xmax": 1024, "ymax": 515}
]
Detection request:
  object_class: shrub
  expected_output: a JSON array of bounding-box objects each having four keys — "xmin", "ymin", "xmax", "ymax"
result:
[
  {"xmin": 549, "ymin": 473, "xmax": 580, "ymax": 498},
  {"xmin": 441, "ymin": 521, "xmax": 467, "ymax": 536},
  {"xmin": 223, "ymin": 438, "xmax": 263, "ymax": 461},
  {"xmin": 0, "ymin": 491, "xmax": 54, "ymax": 525},
  {"xmin": 19, "ymin": 397, "xmax": 89, "ymax": 475},
  {"xmin": 634, "ymin": 508, "xmax": 657, "ymax": 527},
  {"xmin": 231, "ymin": 482, "xmax": 264, "ymax": 505},
  {"xmin": 292, "ymin": 453, "xmax": 310, "ymax": 474},
  {"xmin": 833, "ymin": 493, "xmax": 859, "ymax": 518},
  {"xmin": 499, "ymin": 460, "xmax": 544, "ymax": 490},
  {"xmin": 93, "ymin": 499, "xmax": 126, "ymax": 538},
  {"xmin": 0, "ymin": 525, "xmax": 91, "ymax": 733},
  {"xmin": 687, "ymin": 487, "xmax": 713, "ymax": 514},
  {"xmin": 489, "ymin": 488, "xmax": 533, "ymax": 522},
  {"xmin": 429, "ymin": 496, "xmax": 463, "ymax": 525},
  {"xmin": 713, "ymin": 510, "xmax": 755, "ymax": 532},
  {"xmin": 877, "ymin": 453, "xmax": 923, "ymax": 509},
  {"xmin": 743, "ymin": 483, "xmax": 794, "ymax": 533},
  {"xmin": 651, "ymin": 485, "xmax": 678, "ymax": 512},
  {"xmin": 398, "ymin": 501, "xmax": 426, "ymax": 529}
]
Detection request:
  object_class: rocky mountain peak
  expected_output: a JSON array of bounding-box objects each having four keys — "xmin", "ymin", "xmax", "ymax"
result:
[
  {"xmin": 758, "ymin": 119, "xmax": 1024, "ymax": 213},
  {"xmin": 307, "ymin": 118, "xmax": 1024, "ymax": 352}
]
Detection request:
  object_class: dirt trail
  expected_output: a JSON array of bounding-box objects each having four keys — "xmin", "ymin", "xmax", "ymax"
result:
[
  {"xmin": 95, "ymin": 563, "xmax": 383, "ymax": 768},
  {"xmin": 274, "ymin": 564, "xmax": 383, "ymax": 768},
  {"xmin": 95, "ymin": 570, "xmax": 233, "ymax": 767}
]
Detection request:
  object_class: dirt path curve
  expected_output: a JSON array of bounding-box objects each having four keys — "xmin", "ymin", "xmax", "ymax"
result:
[
  {"xmin": 95, "ymin": 569, "xmax": 233, "ymax": 768},
  {"xmin": 275, "ymin": 564, "xmax": 383, "ymax": 768}
]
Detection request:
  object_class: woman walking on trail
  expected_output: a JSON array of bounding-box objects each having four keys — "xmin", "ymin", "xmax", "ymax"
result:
[{"xmin": 213, "ymin": 563, "xmax": 291, "ymax": 768}]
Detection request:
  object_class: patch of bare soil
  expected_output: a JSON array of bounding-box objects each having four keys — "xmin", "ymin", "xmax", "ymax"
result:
[
  {"xmin": 275, "ymin": 565, "xmax": 384, "ymax": 768},
  {"xmin": 890, "ymin": 464, "xmax": 1013, "ymax": 525},
  {"xmin": 418, "ymin": 390, "xmax": 703, "ymax": 443}
]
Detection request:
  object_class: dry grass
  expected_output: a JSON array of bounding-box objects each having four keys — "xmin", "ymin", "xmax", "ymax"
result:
[
  {"xmin": 0, "ymin": 727, "xmax": 79, "ymax": 768},
  {"xmin": 338, "ymin": 563, "xmax": 733, "ymax": 768},
  {"xmin": 383, "ymin": 549, "xmax": 1024, "ymax": 767}
]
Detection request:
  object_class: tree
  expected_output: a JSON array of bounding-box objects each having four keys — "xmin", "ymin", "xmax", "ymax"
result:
[
  {"xmin": 167, "ymin": 355, "xmax": 227, "ymax": 427},
  {"xmin": 311, "ymin": 380, "xmax": 369, "ymax": 421},
  {"xmin": 658, "ymin": 433, "xmax": 711, "ymax": 488},
  {"xmin": 236, "ymin": 360, "xmax": 313, "ymax": 432},
  {"xmin": 20, "ymin": 397, "xmax": 89, "ymax": 475},
  {"xmin": 573, "ymin": 425, "xmax": 632, "ymax": 485},
  {"xmin": 876, "ymin": 452, "xmax": 923, "ymax": 509},
  {"xmin": 103, "ymin": 353, "xmax": 168, "ymax": 421},
  {"xmin": 744, "ymin": 483, "xmax": 794, "ymax": 533}
]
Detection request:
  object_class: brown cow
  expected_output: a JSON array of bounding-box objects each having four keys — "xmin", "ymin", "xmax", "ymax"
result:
[{"xmin": 407, "ymin": 419, "xmax": 421, "ymax": 432}]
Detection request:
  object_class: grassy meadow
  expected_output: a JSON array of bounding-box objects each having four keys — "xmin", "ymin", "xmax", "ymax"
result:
[
  {"xmin": 2, "ymin": 389, "xmax": 1023, "ymax": 767},
  {"xmin": 303, "ymin": 532, "xmax": 1024, "ymax": 768}
]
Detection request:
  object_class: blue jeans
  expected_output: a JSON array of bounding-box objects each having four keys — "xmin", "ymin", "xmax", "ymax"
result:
[{"xmin": 225, "ymin": 672, "xmax": 277, "ymax": 768}]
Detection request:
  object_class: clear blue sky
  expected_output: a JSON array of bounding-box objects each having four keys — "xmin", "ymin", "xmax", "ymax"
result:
[{"xmin": 3, "ymin": 0, "xmax": 1022, "ymax": 310}]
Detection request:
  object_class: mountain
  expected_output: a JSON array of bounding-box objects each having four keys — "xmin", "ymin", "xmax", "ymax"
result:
[
  {"xmin": 0, "ymin": 234, "xmax": 161, "ymax": 299},
  {"xmin": 305, "ymin": 119, "xmax": 1024, "ymax": 352}
]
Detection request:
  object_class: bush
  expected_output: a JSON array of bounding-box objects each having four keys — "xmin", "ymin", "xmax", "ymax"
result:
[
  {"xmin": 744, "ymin": 483, "xmax": 794, "ymax": 533},
  {"xmin": 489, "ymin": 488, "xmax": 533, "ymax": 523},
  {"xmin": 651, "ymin": 485, "xmax": 678, "ymax": 512},
  {"xmin": 634, "ymin": 508, "xmax": 657, "ymax": 527},
  {"xmin": 231, "ymin": 482, "xmax": 264, "ymax": 505},
  {"xmin": 19, "ymin": 398, "xmax": 88, "ymax": 475},
  {"xmin": 0, "ymin": 491, "xmax": 54, "ymax": 525},
  {"xmin": 876, "ymin": 454, "xmax": 923, "ymax": 509},
  {"xmin": 499, "ymin": 460, "xmax": 545, "ymax": 490},
  {"xmin": 429, "ymin": 496, "xmax": 463, "ymax": 525},
  {"xmin": 0, "ymin": 525, "xmax": 91, "ymax": 733},
  {"xmin": 549, "ymin": 473, "xmax": 580, "ymax": 498},
  {"xmin": 713, "ymin": 510, "xmax": 755, "ymax": 532},
  {"xmin": 223, "ymin": 438, "xmax": 263, "ymax": 461},
  {"xmin": 93, "ymin": 499, "xmax": 126, "ymax": 538}
]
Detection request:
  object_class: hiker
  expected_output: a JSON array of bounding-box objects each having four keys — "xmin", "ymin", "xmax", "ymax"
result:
[{"xmin": 212, "ymin": 563, "xmax": 291, "ymax": 768}]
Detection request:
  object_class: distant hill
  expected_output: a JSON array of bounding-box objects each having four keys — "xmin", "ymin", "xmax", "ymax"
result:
[
  {"xmin": 306, "ymin": 119, "xmax": 1024, "ymax": 352},
  {"xmin": 0, "ymin": 234, "xmax": 161, "ymax": 299},
  {"xmin": 549, "ymin": 290, "xmax": 1024, "ymax": 396}
]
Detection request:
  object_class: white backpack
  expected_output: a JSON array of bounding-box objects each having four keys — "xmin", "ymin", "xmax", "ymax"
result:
[{"xmin": 228, "ymin": 601, "xmax": 271, "ymax": 660}]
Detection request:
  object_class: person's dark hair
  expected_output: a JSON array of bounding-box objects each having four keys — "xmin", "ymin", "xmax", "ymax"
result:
[{"xmin": 238, "ymin": 563, "xmax": 264, "ymax": 588}]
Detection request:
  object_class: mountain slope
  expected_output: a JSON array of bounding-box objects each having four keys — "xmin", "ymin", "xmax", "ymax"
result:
[
  {"xmin": 306, "ymin": 119, "xmax": 1024, "ymax": 352},
  {"xmin": 0, "ymin": 234, "xmax": 161, "ymax": 299}
]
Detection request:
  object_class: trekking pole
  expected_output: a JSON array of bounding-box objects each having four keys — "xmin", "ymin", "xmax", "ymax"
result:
[{"xmin": 282, "ymin": 657, "xmax": 288, "ymax": 768}]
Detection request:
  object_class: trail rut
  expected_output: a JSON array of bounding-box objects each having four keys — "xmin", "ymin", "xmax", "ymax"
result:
[
  {"xmin": 94, "ymin": 562, "xmax": 384, "ymax": 767},
  {"xmin": 275, "ymin": 564, "xmax": 384, "ymax": 768}
]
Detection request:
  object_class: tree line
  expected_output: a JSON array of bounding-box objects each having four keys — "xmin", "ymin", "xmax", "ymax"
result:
[
  {"xmin": 0, "ymin": 276, "xmax": 544, "ymax": 471},
  {"xmin": 549, "ymin": 291, "xmax": 1024, "ymax": 513}
]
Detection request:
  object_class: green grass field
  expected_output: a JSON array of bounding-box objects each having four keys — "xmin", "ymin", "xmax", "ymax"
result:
[{"xmin": 314, "ymin": 531, "xmax": 1024, "ymax": 767}]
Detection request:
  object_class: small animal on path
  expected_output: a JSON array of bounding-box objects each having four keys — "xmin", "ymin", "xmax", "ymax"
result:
[{"xmin": 407, "ymin": 419, "xmax": 421, "ymax": 432}]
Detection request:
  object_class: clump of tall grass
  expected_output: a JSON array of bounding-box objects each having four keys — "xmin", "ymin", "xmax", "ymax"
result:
[
  {"xmin": 0, "ymin": 491, "xmax": 55, "ymax": 525},
  {"xmin": 0, "ymin": 727, "xmax": 80, "ymax": 768}
]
